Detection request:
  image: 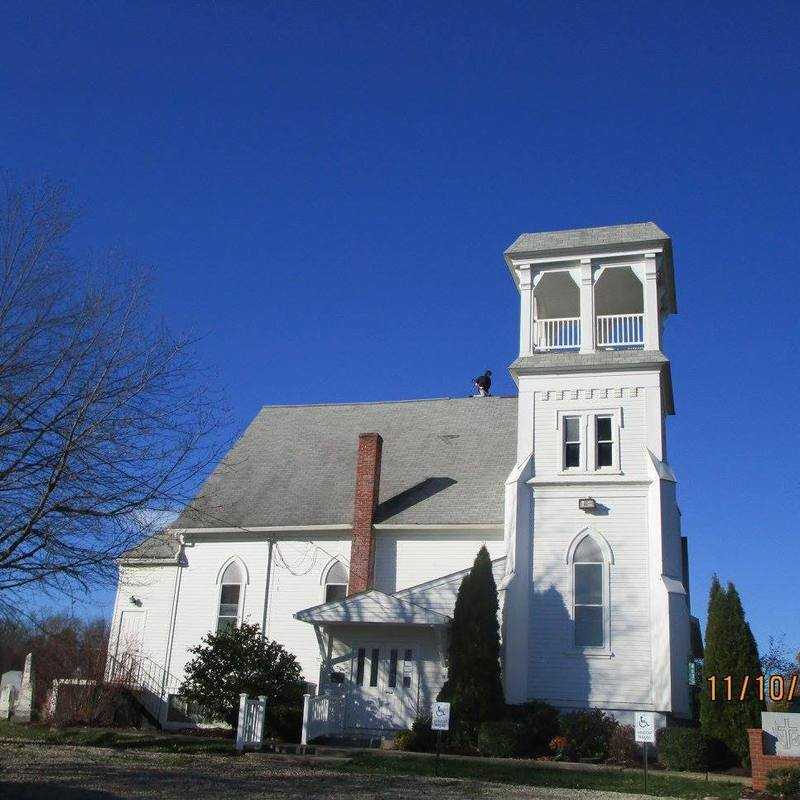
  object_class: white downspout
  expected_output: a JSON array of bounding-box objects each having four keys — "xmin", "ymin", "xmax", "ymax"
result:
[
  {"xmin": 161, "ymin": 540, "xmax": 185, "ymax": 724},
  {"xmin": 262, "ymin": 538, "xmax": 274, "ymax": 636}
]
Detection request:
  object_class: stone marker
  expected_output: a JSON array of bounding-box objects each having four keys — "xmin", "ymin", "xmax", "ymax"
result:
[
  {"xmin": 0, "ymin": 670, "xmax": 22, "ymax": 692},
  {"xmin": 12, "ymin": 653, "xmax": 34, "ymax": 722},
  {"xmin": 0, "ymin": 684, "xmax": 17, "ymax": 719},
  {"xmin": 762, "ymin": 712, "xmax": 800, "ymax": 757}
]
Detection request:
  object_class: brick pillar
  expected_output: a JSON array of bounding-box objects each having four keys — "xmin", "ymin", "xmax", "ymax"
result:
[
  {"xmin": 347, "ymin": 432, "xmax": 382, "ymax": 596},
  {"xmin": 749, "ymin": 729, "xmax": 767, "ymax": 791},
  {"xmin": 748, "ymin": 727, "xmax": 800, "ymax": 791}
]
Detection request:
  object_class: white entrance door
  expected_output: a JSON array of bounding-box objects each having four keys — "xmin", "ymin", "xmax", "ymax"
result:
[
  {"xmin": 114, "ymin": 610, "xmax": 146, "ymax": 678},
  {"xmin": 385, "ymin": 646, "xmax": 418, "ymax": 729},
  {"xmin": 346, "ymin": 643, "xmax": 418, "ymax": 730}
]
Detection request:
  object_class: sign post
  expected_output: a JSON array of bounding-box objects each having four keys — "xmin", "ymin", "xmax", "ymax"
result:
[
  {"xmin": 431, "ymin": 701, "xmax": 451, "ymax": 775},
  {"xmin": 634, "ymin": 711, "xmax": 656, "ymax": 794}
]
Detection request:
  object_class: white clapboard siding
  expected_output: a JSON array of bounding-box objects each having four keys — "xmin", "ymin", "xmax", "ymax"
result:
[
  {"xmin": 257, "ymin": 536, "xmax": 353, "ymax": 684},
  {"xmin": 527, "ymin": 489, "xmax": 654, "ymax": 708},
  {"xmin": 373, "ymin": 529, "xmax": 505, "ymax": 594},
  {"xmin": 165, "ymin": 538, "xmax": 274, "ymax": 683},
  {"xmin": 122, "ymin": 528, "xmax": 508, "ymax": 689},
  {"xmin": 668, "ymin": 592, "xmax": 691, "ymax": 714},
  {"xmin": 659, "ymin": 480, "xmax": 683, "ymax": 579},
  {"xmin": 111, "ymin": 564, "xmax": 180, "ymax": 672},
  {"xmin": 394, "ymin": 557, "xmax": 506, "ymax": 617},
  {"xmin": 532, "ymin": 390, "xmax": 649, "ymax": 479}
]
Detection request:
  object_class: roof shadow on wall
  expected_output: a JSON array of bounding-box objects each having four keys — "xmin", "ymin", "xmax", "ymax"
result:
[{"xmin": 375, "ymin": 477, "xmax": 457, "ymax": 523}]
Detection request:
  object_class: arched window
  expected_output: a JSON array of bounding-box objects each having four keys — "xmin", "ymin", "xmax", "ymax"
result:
[
  {"xmin": 323, "ymin": 561, "xmax": 348, "ymax": 603},
  {"xmin": 572, "ymin": 535, "xmax": 607, "ymax": 649},
  {"xmin": 217, "ymin": 561, "xmax": 243, "ymax": 632}
]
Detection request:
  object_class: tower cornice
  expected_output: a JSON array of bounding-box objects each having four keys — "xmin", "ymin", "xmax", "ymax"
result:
[{"xmin": 508, "ymin": 349, "xmax": 674, "ymax": 414}]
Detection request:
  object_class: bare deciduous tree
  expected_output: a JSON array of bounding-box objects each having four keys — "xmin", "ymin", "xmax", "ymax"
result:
[{"xmin": 0, "ymin": 174, "xmax": 225, "ymax": 611}]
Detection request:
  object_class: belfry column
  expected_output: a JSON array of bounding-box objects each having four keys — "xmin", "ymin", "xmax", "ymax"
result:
[
  {"xmin": 518, "ymin": 265, "xmax": 534, "ymax": 356},
  {"xmin": 643, "ymin": 252, "xmax": 661, "ymax": 351},
  {"xmin": 578, "ymin": 258, "xmax": 595, "ymax": 353}
]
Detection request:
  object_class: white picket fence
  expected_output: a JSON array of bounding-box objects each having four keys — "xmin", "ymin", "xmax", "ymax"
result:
[{"xmin": 236, "ymin": 693, "xmax": 267, "ymax": 751}]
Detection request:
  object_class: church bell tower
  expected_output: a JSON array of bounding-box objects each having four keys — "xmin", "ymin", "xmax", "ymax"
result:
[{"xmin": 500, "ymin": 224, "xmax": 692, "ymax": 725}]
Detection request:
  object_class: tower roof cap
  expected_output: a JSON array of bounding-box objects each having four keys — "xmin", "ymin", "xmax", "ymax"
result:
[{"xmin": 505, "ymin": 222, "xmax": 670, "ymax": 257}]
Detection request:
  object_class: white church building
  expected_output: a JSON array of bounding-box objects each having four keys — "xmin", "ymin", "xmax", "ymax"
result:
[{"xmin": 109, "ymin": 222, "xmax": 701, "ymax": 736}]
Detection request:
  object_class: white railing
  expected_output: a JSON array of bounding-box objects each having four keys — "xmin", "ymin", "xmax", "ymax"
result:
[
  {"xmin": 596, "ymin": 313, "xmax": 644, "ymax": 348},
  {"xmin": 301, "ymin": 692, "xmax": 347, "ymax": 744},
  {"xmin": 106, "ymin": 652, "xmax": 183, "ymax": 726},
  {"xmin": 535, "ymin": 317, "xmax": 581, "ymax": 350}
]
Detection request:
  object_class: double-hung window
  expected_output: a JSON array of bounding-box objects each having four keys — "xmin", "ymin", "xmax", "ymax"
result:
[
  {"xmin": 572, "ymin": 536, "xmax": 607, "ymax": 649},
  {"xmin": 323, "ymin": 561, "xmax": 348, "ymax": 603},
  {"xmin": 217, "ymin": 562, "xmax": 243, "ymax": 632},
  {"xmin": 558, "ymin": 409, "xmax": 621, "ymax": 472},
  {"xmin": 563, "ymin": 416, "xmax": 581, "ymax": 469},
  {"xmin": 596, "ymin": 416, "xmax": 613, "ymax": 468}
]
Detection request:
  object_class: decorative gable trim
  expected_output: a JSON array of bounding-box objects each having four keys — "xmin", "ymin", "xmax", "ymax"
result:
[{"xmin": 536, "ymin": 387, "xmax": 642, "ymax": 402}]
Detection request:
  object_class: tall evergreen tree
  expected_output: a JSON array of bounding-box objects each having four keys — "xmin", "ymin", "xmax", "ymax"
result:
[
  {"xmin": 700, "ymin": 576, "xmax": 764, "ymax": 766},
  {"xmin": 700, "ymin": 576, "xmax": 727, "ymax": 745},
  {"xmin": 439, "ymin": 545, "xmax": 504, "ymax": 742},
  {"xmin": 725, "ymin": 583, "xmax": 764, "ymax": 765}
]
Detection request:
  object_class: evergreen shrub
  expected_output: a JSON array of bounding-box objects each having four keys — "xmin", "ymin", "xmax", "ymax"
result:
[
  {"xmin": 657, "ymin": 727, "xmax": 710, "ymax": 772},
  {"xmin": 395, "ymin": 713, "xmax": 437, "ymax": 752},
  {"xmin": 477, "ymin": 719, "xmax": 518, "ymax": 758},
  {"xmin": 558, "ymin": 709, "xmax": 618, "ymax": 761},
  {"xmin": 765, "ymin": 767, "xmax": 800, "ymax": 798}
]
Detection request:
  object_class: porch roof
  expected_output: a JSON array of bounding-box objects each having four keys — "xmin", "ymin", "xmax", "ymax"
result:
[{"xmin": 294, "ymin": 589, "xmax": 451, "ymax": 626}]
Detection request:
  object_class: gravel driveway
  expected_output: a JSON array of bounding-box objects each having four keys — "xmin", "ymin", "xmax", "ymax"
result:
[{"xmin": 0, "ymin": 741, "xmax": 678, "ymax": 800}]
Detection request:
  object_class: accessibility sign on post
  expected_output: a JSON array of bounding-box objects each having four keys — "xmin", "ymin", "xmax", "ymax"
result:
[
  {"xmin": 431, "ymin": 701, "xmax": 451, "ymax": 731},
  {"xmin": 634, "ymin": 711, "xmax": 656, "ymax": 743},
  {"xmin": 634, "ymin": 711, "xmax": 656, "ymax": 794}
]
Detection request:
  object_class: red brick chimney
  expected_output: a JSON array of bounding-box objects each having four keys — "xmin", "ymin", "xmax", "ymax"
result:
[{"xmin": 347, "ymin": 432, "xmax": 383, "ymax": 596}]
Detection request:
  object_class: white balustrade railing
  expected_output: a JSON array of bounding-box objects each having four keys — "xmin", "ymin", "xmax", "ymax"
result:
[
  {"xmin": 596, "ymin": 313, "xmax": 644, "ymax": 347},
  {"xmin": 534, "ymin": 317, "xmax": 581, "ymax": 350}
]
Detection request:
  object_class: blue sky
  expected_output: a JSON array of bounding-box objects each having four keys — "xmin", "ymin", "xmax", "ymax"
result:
[{"xmin": 3, "ymin": 1, "xmax": 798, "ymax": 655}]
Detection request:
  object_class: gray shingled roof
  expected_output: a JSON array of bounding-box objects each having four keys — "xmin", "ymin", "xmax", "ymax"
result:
[
  {"xmin": 505, "ymin": 222, "xmax": 670, "ymax": 256},
  {"xmin": 171, "ymin": 396, "xmax": 518, "ymax": 531},
  {"xmin": 509, "ymin": 349, "xmax": 669, "ymax": 372},
  {"xmin": 121, "ymin": 529, "xmax": 180, "ymax": 561}
]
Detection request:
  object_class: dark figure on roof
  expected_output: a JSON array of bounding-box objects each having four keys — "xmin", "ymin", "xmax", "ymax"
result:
[{"xmin": 473, "ymin": 370, "xmax": 492, "ymax": 397}]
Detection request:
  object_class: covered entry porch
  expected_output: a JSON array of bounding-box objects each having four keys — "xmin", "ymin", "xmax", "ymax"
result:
[{"xmin": 294, "ymin": 590, "xmax": 450, "ymax": 741}]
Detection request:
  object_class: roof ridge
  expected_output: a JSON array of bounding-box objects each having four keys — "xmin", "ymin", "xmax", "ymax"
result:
[
  {"xmin": 259, "ymin": 395, "xmax": 517, "ymax": 410},
  {"xmin": 512, "ymin": 221, "xmax": 657, "ymax": 238},
  {"xmin": 505, "ymin": 221, "xmax": 670, "ymax": 255}
]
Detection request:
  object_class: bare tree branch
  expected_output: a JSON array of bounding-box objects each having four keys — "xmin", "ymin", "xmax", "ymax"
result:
[{"xmin": 0, "ymin": 173, "xmax": 228, "ymax": 608}]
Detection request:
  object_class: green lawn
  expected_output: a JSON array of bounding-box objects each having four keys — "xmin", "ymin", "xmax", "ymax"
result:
[
  {"xmin": 0, "ymin": 721, "xmax": 746, "ymax": 798},
  {"xmin": 333, "ymin": 753, "xmax": 745, "ymax": 799},
  {"xmin": 0, "ymin": 719, "xmax": 235, "ymax": 755}
]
